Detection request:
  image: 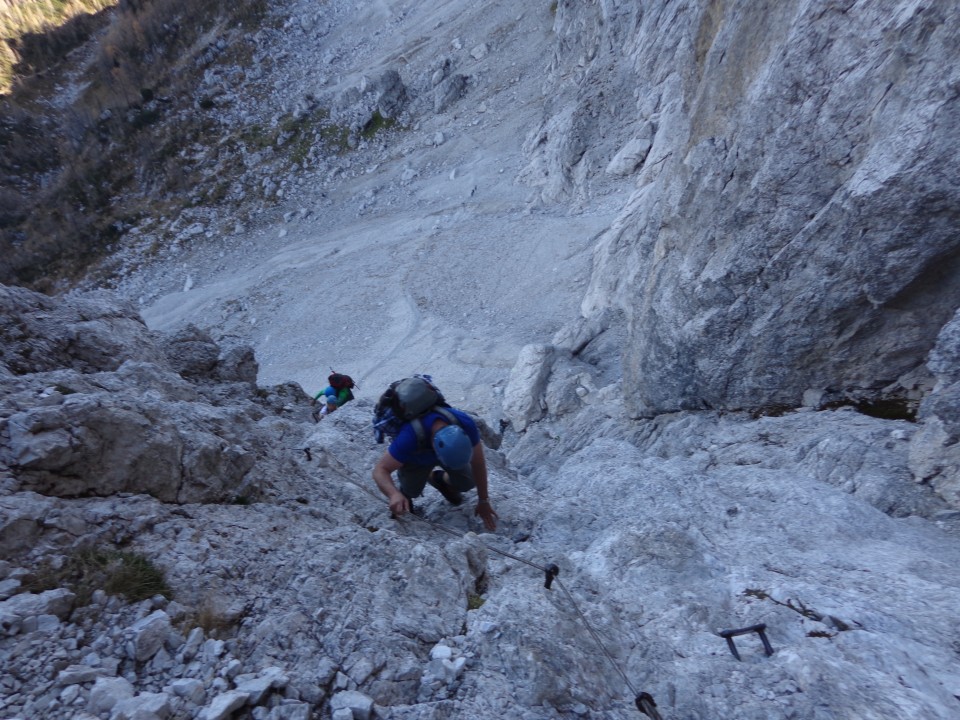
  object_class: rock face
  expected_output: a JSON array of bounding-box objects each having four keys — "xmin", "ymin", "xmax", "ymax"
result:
[
  {"xmin": 0, "ymin": 285, "xmax": 310, "ymax": 505},
  {"xmin": 910, "ymin": 309, "xmax": 960, "ymax": 507},
  {"xmin": 3, "ymin": 2, "xmax": 960, "ymax": 720},
  {"xmin": 528, "ymin": 1, "xmax": 960, "ymax": 416},
  {"xmin": 0, "ymin": 286, "xmax": 159, "ymax": 375}
]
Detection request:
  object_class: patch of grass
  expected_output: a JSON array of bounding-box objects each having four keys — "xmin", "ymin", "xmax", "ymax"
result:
[
  {"xmin": 239, "ymin": 122, "xmax": 275, "ymax": 149},
  {"xmin": 467, "ymin": 593, "xmax": 485, "ymax": 610},
  {"xmin": 181, "ymin": 596, "xmax": 237, "ymax": 638},
  {"xmin": 550, "ymin": 1, "xmax": 558, "ymax": 16},
  {"xmin": 290, "ymin": 131, "xmax": 313, "ymax": 165},
  {"xmin": 360, "ymin": 109, "xmax": 396, "ymax": 140},
  {"xmin": 320, "ymin": 121, "xmax": 351, "ymax": 153},
  {"xmin": 234, "ymin": 0, "xmax": 271, "ymax": 31},
  {"xmin": 22, "ymin": 546, "xmax": 172, "ymax": 606},
  {"xmin": 260, "ymin": 106, "xmax": 357, "ymax": 165}
]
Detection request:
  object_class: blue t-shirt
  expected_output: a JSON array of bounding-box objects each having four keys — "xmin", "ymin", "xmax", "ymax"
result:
[{"xmin": 388, "ymin": 408, "xmax": 480, "ymax": 466}]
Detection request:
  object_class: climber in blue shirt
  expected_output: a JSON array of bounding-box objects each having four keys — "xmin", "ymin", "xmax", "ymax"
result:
[{"xmin": 372, "ymin": 407, "xmax": 498, "ymax": 531}]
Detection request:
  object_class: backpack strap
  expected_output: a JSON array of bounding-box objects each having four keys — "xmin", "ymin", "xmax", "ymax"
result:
[
  {"xmin": 410, "ymin": 407, "xmax": 461, "ymax": 451},
  {"xmin": 434, "ymin": 407, "xmax": 460, "ymax": 428}
]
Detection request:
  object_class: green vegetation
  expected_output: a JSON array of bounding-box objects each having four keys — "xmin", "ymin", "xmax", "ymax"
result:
[
  {"xmin": 0, "ymin": 0, "xmax": 363, "ymax": 291},
  {"xmin": 467, "ymin": 593, "xmax": 485, "ymax": 610},
  {"xmin": 360, "ymin": 109, "xmax": 397, "ymax": 140},
  {"xmin": 23, "ymin": 546, "xmax": 172, "ymax": 605},
  {"xmin": 0, "ymin": 0, "xmax": 273, "ymax": 291},
  {"xmin": 233, "ymin": 108, "xmax": 351, "ymax": 166},
  {"xmin": 319, "ymin": 119, "xmax": 351, "ymax": 153}
]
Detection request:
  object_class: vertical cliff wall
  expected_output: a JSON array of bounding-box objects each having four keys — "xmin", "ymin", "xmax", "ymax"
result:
[{"xmin": 529, "ymin": 0, "xmax": 960, "ymax": 416}]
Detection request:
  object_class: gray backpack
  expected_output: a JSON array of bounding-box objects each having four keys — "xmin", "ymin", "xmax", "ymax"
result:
[
  {"xmin": 373, "ymin": 375, "xmax": 453, "ymax": 444},
  {"xmin": 392, "ymin": 376, "xmax": 444, "ymax": 420}
]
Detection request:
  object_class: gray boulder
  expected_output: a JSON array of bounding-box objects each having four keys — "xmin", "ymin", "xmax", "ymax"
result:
[
  {"xmin": 375, "ymin": 68, "xmax": 407, "ymax": 119},
  {"xmin": 7, "ymin": 392, "xmax": 257, "ymax": 503},
  {"xmin": 434, "ymin": 74, "xmax": 468, "ymax": 113},
  {"xmin": 503, "ymin": 344, "xmax": 555, "ymax": 431},
  {"xmin": 160, "ymin": 324, "xmax": 258, "ymax": 384},
  {"xmin": 0, "ymin": 286, "xmax": 161, "ymax": 375},
  {"xmin": 0, "ymin": 284, "xmax": 310, "ymax": 505}
]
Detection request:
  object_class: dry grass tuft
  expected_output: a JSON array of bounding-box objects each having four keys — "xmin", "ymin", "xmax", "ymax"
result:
[
  {"xmin": 0, "ymin": 0, "xmax": 117, "ymax": 93},
  {"xmin": 181, "ymin": 596, "xmax": 239, "ymax": 639},
  {"xmin": 22, "ymin": 546, "xmax": 172, "ymax": 605}
]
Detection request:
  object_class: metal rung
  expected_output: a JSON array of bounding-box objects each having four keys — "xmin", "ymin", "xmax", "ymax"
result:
[{"xmin": 719, "ymin": 623, "xmax": 774, "ymax": 660}]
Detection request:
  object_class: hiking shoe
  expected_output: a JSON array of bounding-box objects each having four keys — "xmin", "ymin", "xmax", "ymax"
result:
[{"xmin": 428, "ymin": 469, "xmax": 464, "ymax": 506}]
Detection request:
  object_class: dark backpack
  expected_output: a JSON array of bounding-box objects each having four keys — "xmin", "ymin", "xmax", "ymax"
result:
[
  {"xmin": 328, "ymin": 372, "xmax": 356, "ymax": 402},
  {"xmin": 373, "ymin": 374, "xmax": 457, "ymax": 444},
  {"xmin": 328, "ymin": 372, "xmax": 355, "ymax": 390}
]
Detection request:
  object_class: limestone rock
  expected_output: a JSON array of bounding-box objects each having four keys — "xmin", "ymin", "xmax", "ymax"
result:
[
  {"xmin": 111, "ymin": 692, "xmax": 172, "ymax": 720},
  {"xmin": 7, "ymin": 393, "xmax": 257, "ymax": 503},
  {"xmin": 375, "ymin": 68, "xmax": 407, "ymax": 120},
  {"xmin": 88, "ymin": 676, "xmax": 135, "ymax": 715},
  {"xmin": 201, "ymin": 690, "xmax": 249, "ymax": 720},
  {"xmin": 1, "ymin": 588, "xmax": 75, "ymax": 622},
  {"xmin": 329, "ymin": 690, "xmax": 374, "ymax": 720},
  {"xmin": 160, "ymin": 325, "xmax": 221, "ymax": 380},
  {"xmin": 0, "ymin": 286, "xmax": 161, "ymax": 375},
  {"xmin": 502, "ymin": 344, "xmax": 555, "ymax": 431},
  {"xmin": 434, "ymin": 74, "xmax": 468, "ymax": 113},
  {"xmin": 910, "ymin": 309, "xmax": 960, "ymax": 507},
  {"xmin": 542, "ymin": 2, "xmax": 960, "ymax": 416},
  {"xmin": 128, "ymin": 610, "xmax": 172, "ymax": 662},
  {"xmin": 604, "ymin": 135, "xmax": 652, "ymax": 176}
]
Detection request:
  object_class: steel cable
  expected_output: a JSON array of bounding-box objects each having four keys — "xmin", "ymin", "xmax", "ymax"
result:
[
  {"xmin": 310, "ymin": 453, "xmax": 661, "ymax": 717},
  {"xmin": 404, "ymin": 509, "xmax": 662, "ymax": 718}
]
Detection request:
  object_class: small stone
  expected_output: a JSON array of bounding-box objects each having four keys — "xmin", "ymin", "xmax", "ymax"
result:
[
  {"xmin": 201, "ymin": 690, "xmax": 249, "ymax": 720},
  {"xmin": 58, "ymin": 665, "xmax": 103, "ymax": 685},
  {"xmin": 430, "ymin": 644, "xmax": 453, "ymax": 660},
  {"xmin": 330, "ymin": 690, "xmax": 375, "ymax": 720}
]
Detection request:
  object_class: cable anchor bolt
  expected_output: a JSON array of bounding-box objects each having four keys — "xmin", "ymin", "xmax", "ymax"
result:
[
  {"xmin": 635, "ymin": 692, "xmax": 662, "ymax": 719},
  {"xmin": 543, "ymin": 563, "xmax": 559, "ymax": 589}
]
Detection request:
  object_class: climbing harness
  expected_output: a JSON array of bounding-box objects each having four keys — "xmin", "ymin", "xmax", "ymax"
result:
[
  {"xmin": 718, "ymin": 624, "xmax": 775, "ymax": 661},
  {"xmin": 402, "ymin": 508, "xmax": 663, "ymax": 719}
]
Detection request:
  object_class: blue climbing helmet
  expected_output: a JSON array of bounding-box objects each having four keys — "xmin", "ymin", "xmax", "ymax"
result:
[{"xmin": 433, "ymin": 424, "xmax": 473, "ymax": 468}]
